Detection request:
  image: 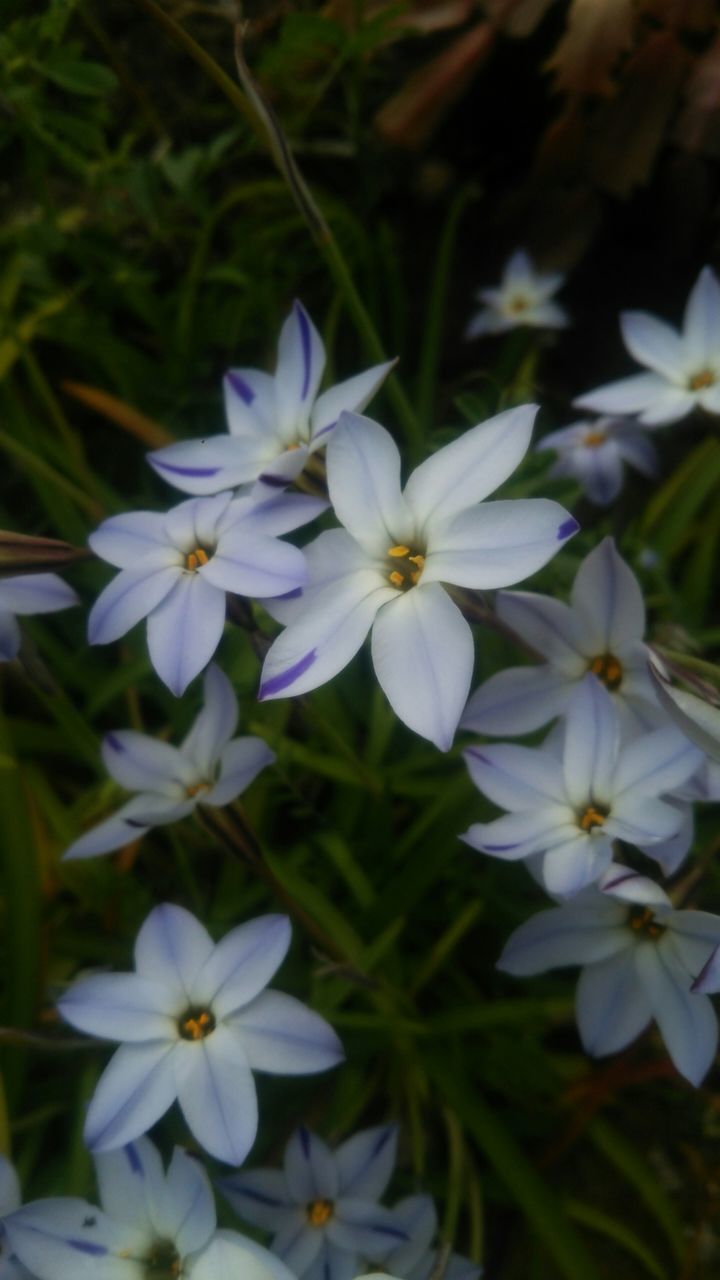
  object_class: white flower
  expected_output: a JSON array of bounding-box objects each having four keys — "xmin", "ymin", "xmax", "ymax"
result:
[
  {"xmin": 465, "ymin": 250, "xmax": 568, "ymax": 338},
  {"xmin": 57, "ymin": 904, "xmax": 343, "ymax": 1164},
  {"xmin": 4, "ymin": 1137, "xmax": 294, "ymax": 1280},
  {"xmin": 0, "ymin": 573, "xmax": 78, "ymax": 661},
  {"xmin": 462, "ymin": 537, "xmax": 662, "ymax": 738},
  {"xmin": 537, "ymin": 417, "xmax": 658, "ymax": 506},
  {"xmin": 575, "ymin": 266, "xmax": 720, "ymax": 426},
  {"xmin": 650, "ymin": 657, "xmax": 720, "ymax": 764},
  {"xmin": 498, "ymin": 866, "xmax": 720, "ymax": 1086},
  {"xmin": 63, "ymin": 665, "xmax": 274, "ymax": 861},
  {"xmin": 0, "ymin": 1157, "xmax": 33, "ymax": 1280},
  {"xmin": 258, "ymin": 407, "xmax": 577, "ymax": 751},
  {"xmin": 148, "ymin": 301, "xmax": 394, "ymax": 493},
  {"xmin": 88, "ymin": 488, "xmax": 321, "ymax": 696},
  {"xmin": 220, "ymin": 1124, "xmax": 406, "ymax": 1280},
  {"xmin": 462, "ymin": 675, "xmax": 702, "ymax": 896}
]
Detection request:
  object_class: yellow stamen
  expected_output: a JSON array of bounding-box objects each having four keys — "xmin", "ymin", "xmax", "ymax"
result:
[
  {"xmin": 589, "ymin": 653, "xmax": 623, "ymax": 691},
  {"xmin": 185, "ymin": 547, "xmax": 210, "ymax": 572},
  {"xmin": 508, "ymin": 295, "xmax": 529, "ymax": 313},
  {"xmin": 307, "ymin": 1199, "xmax": 334, "ymax": 1227},
  {"xmin": 389, "ymin": 570, "xmax": 404, "ymax": 587},
  {"xmin": 388, "ymin": 545, "xmax": 411, "ymax": 558},
  {"xmin": 583, "ymin": 430, "xmax": 607, "ymax": 448},
  {"xmin": 579, "ymin": 805, "xmax": 606, "ymax": 832},
  {"xmin": 179, "ymin": 1008, "xmax": 216, "ymax": 1041},
  {"xmin": 629, "ymin": 906, "xmax": 665, "ymax": 939},
  {"xmin": 386, "ymin": 544, "xmax": 426, "ymax": 590},
  {"xmin": 186, "ymin": 781, "xmax": 209, "ymax": 798},
  {"xmin": 689, "ymin": 368, "xmax": 715, "ymax": 391}
]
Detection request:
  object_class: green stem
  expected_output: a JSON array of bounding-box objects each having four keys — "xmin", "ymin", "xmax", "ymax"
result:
[{"xmin": 416, "ymin": 187, "xmax": 477, "ymax": 433}]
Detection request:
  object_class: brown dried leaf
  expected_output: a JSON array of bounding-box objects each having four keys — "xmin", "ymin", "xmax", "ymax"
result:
[
  {"xmin": 375, "ymin": 21, "xmax": 495, "ymax": 150},
  {"xmin": 675, "ymin": 32, "xmax": 720, "ymax": 157},
  {"xmin": 61, "ymin": 381, "xmax": 173, "ymax": 447},
  {"xmin": 0, "ymin": 530, "xmax": 90, "ymax": 577},
  {"xmin": 545, "ymin": 0, "xmax": 635, "ymax": 96}
]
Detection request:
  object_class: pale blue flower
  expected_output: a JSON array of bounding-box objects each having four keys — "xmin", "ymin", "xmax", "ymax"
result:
[
  {"xmin": 220, "ymin": 1124, "xmax": 407, "ymax": 1280},
  {"xmin": 0, "ymin": 573, "xmax": 78, "ymax": 662},
  {"xmin": 375, "ymin": 1196, "xmax": 481, "ymax": 1280},
  {"xmin": 463, "ymin": 537, "xmax": 662, "ymax": 738},
  {"xmin": 258, "ymin": 406, "xmax": 577, "ymax": 751},
  {"xmin": 466, "ymin": 250, "xmax": 568, "ymax": 338},
  {"xmin": 148, "ymin": 301, "xmax": 394, "ymax": 493},
  {"xmin": 0, "ymin": 1157, "xmax": 33, "ymax": 1280},
  {"xmin": 64, "ymin": 664, "xmax": 274, "ymax": 861},
  {"xmin": 57, "ymin": 905, "xmax": 343, "ymax": 1164},
  {"xmin": 575, "ymin": 266, "xmax": 720, "ymax": 426},
  {"xmin": 463, "ymin": 675, "xmax": 703, "ymax": 897},
  {"xmin": 498, "ymin": 865, "xmax": 720, "ymax": 1086},
  {"xmin": 88, "ymin": 488, "xmax": 323, "ymax": 696},
  {"xmin": 5, "ymin": 1137, "xmax": 293, "ymax": 1280},
  {"xmin": 537, "ymin": 417, "xmax": 658, "ymax": 506}
]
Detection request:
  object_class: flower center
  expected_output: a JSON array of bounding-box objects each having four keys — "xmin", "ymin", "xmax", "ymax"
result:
[
  {"xmin": 386, "ymin": 544, "xmax": 425, "ymax": 590},
  {"xmin": 184, "ymin": 546, "xmax": 211, "ymax": 572},
  {"xmin": 578, "ymin": 804, "xmax": 608, "ymax": 832},
  {"xmin": 144, "ymin": 1239, "xmax": 181, "ymax": 1278},
  {"xmin": 628, "ymin": 906, "xmax": 665, "ymax": 940},
  {"xmin": 507, "ymin": 294, "xmax": 529, "ymax": 314},
  {"xmin": 583, "ymin": 430, "xmax": 607, "ymax": 448},
  {"xmin": 689, "ymin": 368, "xmax": 715, "ymax": 391},
  {"xmin": 185, "ymin": 781, "xmax": 210, "ymax": 799},
  {"xmin": 306, "ymin": 1199, "xmax": 334, "ymax": 1227},
  {"xmin": 589, "ymin": 653, "xmax": 623, "ymax": 691},
  {"xmin": 178, "ymin": 1007, "xmax": 216, "ymax": 1041}
]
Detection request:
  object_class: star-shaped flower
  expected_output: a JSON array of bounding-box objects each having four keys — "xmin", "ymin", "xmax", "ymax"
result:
[
  {"xmin": 537, "ymin": 416, "xmax": 658, "ymax": 507},
  {"xmin": 64, "ymin": 664, "xmax": 274, "ymax": 861},
  {"xmin": 575, "ymin": 266, "xmax": 720, "ymax": 426},
  {"xmin": 498, "ymin": 866, "xmax": 720, "ymax": 1086},
  {"xmin": 462, "ymin": 537, "xmax": 661, "ymax": 738},
  {"xmin": 258, "ymin": 407, "xmax": 577, "ymax": 751},
  {"xmin": 0, "ymin": 573, "xmax": 78, "ymax": 662},
  {"xmin": 88, "ymin": 488, "xmax": 322, "ymax": 695},
  {"xmin": 462, "ymin": 675, "xmax": 702, "ymax": 896},
  {"xmin": 465, "ymin": 250, "xmax": 568, "ymax": 338},
  {"xmin": 57, "ymin": 905, "xmax": 343, "ymax": 1165},
  {"xmin": 4, "ymin": 1138, "xmax": 294, "ymax": 1280},
  {"xmin": 220, "ymin": 1124, "xmax": 406, "ymax": 1280},
  {"xmin": 148, "ymin": 301, "xmax": 394, "ymax": 493}
]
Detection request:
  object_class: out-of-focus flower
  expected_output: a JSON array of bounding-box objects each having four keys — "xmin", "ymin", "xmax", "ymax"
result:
[
  {"xmin": 64, "ymin": 665, "xmax": 274, "ymax": 861},
  {"xmin": 575, "ymin": 267, "xmax": 720, "ymax": 425},
  {"xmin": 88, "ymin": 489, "xmax": 321, "ymax": 696},
  {"xmin": 537, "ymin": 416, "xmax": 658, "ymax": 506},
  {"xmin": 57, "ymin": 904, "xmax": 343, "ymax": 1164},
  {"xmin": 463, "ymin": 537, "xmax": 661, "ymax": 738},
  {"xmin": 0, "ymin": 573, "xmax": 78, "ymax": 661},
  {"xmin": 148, "ymin": 302, "xmax": 394, "ymax": 493},
  {"xmin": 0, "ymin": 1157, "xmax": 33, "ymax": 1280},
  {"xmin": 462, "ymin": 675, "xmax": 702, "ymax": 896},
  {"xmin": 465, "ymin": 250, "xmax": 568, "ymax": 338},
  {"xmin": 375, "ymin": 1196, "xmax": 481, "ymax": 1280},
  {"xmin": 650, "ymin": 658, "xmax": 720, "ymax": 764},
  {"xmin": 220, "ymin": 1124, "xmax": 406, "ymax": 1280},
  {"xmin": 259, "ymin": 408, "xmax": 577, "ymax": 751},
  {"xmin": 498, "ymin": 865, "xmax": 720, "ymax": 1085},
  {"xmin": 5, "ymin": 1138, "xmax": 293, "ymax": 1280}
]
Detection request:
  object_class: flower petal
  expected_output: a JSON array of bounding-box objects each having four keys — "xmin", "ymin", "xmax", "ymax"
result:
[
  {"xmin": 134, "ymin": 903, "xmax": 215, "ymax": 998},
  {"xmin": 575, "ymin": 950, "xmax": 652, "ymax": 1057},
  {"xmin": 541, "ymin": 833, "xmax": 613, "ymax": 898},
  {"xmin": 606, "ymin": 794, "xmax": 683, "ymax": 845},
  {"xmin": 638, "ymin": 389, "xmax": 696, "ymax": 425},
  {"xmin": 223, "ymin": 369, "xmax": 277, "ymax": 439},
  {"xmin": 328, "ymin": 1199, "xmax": 408, "ymax": 1256},
  {"xmin": 0, "ymin": 573, "xmax": 78, "ymax": 615},
  {"xmin": 228, "ymin": 990, "xmax": 344, "ymax": 1075},
  {"xmin": 496, "ymin": 591, "xmax": 582, "ymax": 668},
  {"xmin": 336, "ymin": 1125, "xmax": 398, "ymax": 1199},
  {"xmin": 562, "ymin": 677, "xmax": 619, "ymax": 809},
  {"xmin": 464, "ymin": 743, "xmax": 566, "ymax": 809},
  {"xmin": 58, "ymin": 973, "xmax": 176, "ymax": 1041},
  {"xmin": 384, "ymin": 1195, "xmax": 437, "ymax": 1274},
  {"xmin": 174, "ymin": 1026, "xmax": 258, "ymax": 1166},
  {"xmin": 325, "ymin": 415, "xmax": 410, "ymax": 556},
  {"xmin": 311, "ymin": 361, "xmax": 395, "ymax": 442},
  {"xmin": 181, "ymin": 664, "xmax": 239, "ymax": 775},
  {"xmin": 88, "ymin": 512, "xmax": 169, "ymax": 569},
  {"xmin": 0, "ymin": 1156, "xmax": 20, "ymax": 1216},
  {"xmin": 570, "ymin": 537, "xmax": 645, "ymax": 655},
  {"xmin": 371, "ymin": 584, "xmax": 473, "ymax": 752},
  {"xmin": 191, "ymin": 915, "xmax": 291, "ymax": 1017},
  {"xmin": 0, "ymin": 608, "xmax": 20, "ymax": 660},
  {"xmin": 614, "ymin": 728, "xmax": 702, "ymax": 798},
  {"xmin": 190, "ymin": 1231, "xmax": 297, "ymax": 1280},
  {"xmin": 620, "ymin": 311, "xmax": 685, "ymax": 379},
  {"xmin": 5, "ymin": 1199, "xmax": 134, "ymax": 1280},
  {"xmin": 461, "ymin": 666, "xmax": 573, "ymax": 736},
  {"xmin": 403, "ymin": 405, "xmax": 537, "ymax": 530},
  {"xmin": 423, "ymin": 499, "xmax": 577, "ymax": 590},
  {"xmin": 199, "ymin": 533, "xmax": 306, "ymax": 599},
  {"xmin": 148, "ymin": 436, "xmax": 267, "ymax": 495},
  {"xmin": 94, "ymin": 1137, "xmax": 165, "ymax": 1232},
  {"xmin": 203, "ymin": 738, "xmax": 275, "ymax": 807},
  {"xmin": 84, "ymin": 1042, "xmax": 179, "ymax": 1152},
  {"xmin": 274, "ymin": 302, "xmax": 325, "ymax": 439},
  {"xmin": 636, "ymin": 943, "xmax": 718, "ymax": 1085},
  {"xmin": 498, "ymin": 900, "xmax": 629, "ymax": 975},
  {"xmin": 574, "ymin": 372, "xmax": 670, "ymax": 417},
  {"xmin": 101, "ymin": 730, "xmax": 193, "ymax": 793},
  {"xmin": 272, "ymin": 1216, "xmax": 324, "ymax": 1277},
  {"xmin": 218, "ymin": 1170, "xmax": 294, "ymax": 1231},
  {"xmin": 88, "ymin": 563, "xmax": 179, "ymax": 646},
  {"xmin": 157, "ymin": 1146, "xmax": 216, "ymax": 1256},
  {"xmin": 682, "ymin": 266, "xmax": 720, "ymax": 365},
  {"xmin": 147, "ymin": 573, "xmax": 226, "ymax": 697},
  {"xmin": 463, "ymin": 808, "xmax": 576, "ymax": 861},
  {"xmin": 613, "ymin": 427, "xmax": 659, "ymax": 477},
  {"xmin": 284, "ymin": 1127, "xmax": 338, "ymax": 1201}
]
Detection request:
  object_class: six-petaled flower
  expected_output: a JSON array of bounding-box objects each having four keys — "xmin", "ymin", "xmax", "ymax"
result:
[{"xmin": 465, "ymin": 250, "xmax": 568, "ymax": 338}]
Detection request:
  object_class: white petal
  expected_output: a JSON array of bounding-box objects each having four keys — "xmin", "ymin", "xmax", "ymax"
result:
[
  {"xmin": 638, "ymin": 389, "xmax": 696, "ymax": 425},
  {"xmin": 576, "ymin": 950, "xmax": 652, "ymax": 1057},
  {"xmin": 336, "ymin": 1125, "xmax": 398, "ymax": 1199},
  {"xmin": 463, "ymin": 807, "xmax": 576, "ymax": 861},
  {"xmin": 88, "ymin": 512, "xmax": 168, "ymax": 569},
  {"xmin": 101, "ymin": 731, "xmax": 193, "ymax": 793},
  {"xmin": 84, "ymin": 1042, "xmax": 178, "ymax": 1152},
  {"xmin": 259, "ymin": 572, "xmax": 392, "ymax": 700},
  {"xmin": 497, "ymin": 899, "xmax": 629, "ymax": 975},
  {"xmin": 325, "ymin": 415, "xmax": 410, "ymax": 556},
  {"xmin": 228, "ymin": 990, "xmax": 343, "ymax": 1075},
  {"xmin": 570, "ymin": 537, "xmax": 645, "ymax": 655},
  {"xmin": 496, "ymin": 591, "xmax": 583, "ymax": 668},
  {"xmin": 403, "ymin": 405, "xmax": 537, "ymax": 530},
  {"xmin": 284, "ymin": 1127, "xmax": 339, "ymax": 1201},
  {"xmin": 562, "ymin": 677, "xmax": 619, "ymax": 808},
  {"xmin": 62, "ymin": 797, "xmax": 163, "ymax": 862},
  {"xmin": 636, "ymin": 803, "xmax": 693, "ymax": 876},
  {"xmin": 159, "ymin": 1147, "xmax": 216, "ymax": 1256},
  {"xmin": 149, "ymin": 436, "xmax": 267, "ymax": 495},
  {"xmin": 464, "ymin": 742, "xmax": 566, "ymax": 808},
  {"xmin": 237, "ymin": 490, "xmax": 327, "ymax": 537},
  {"xmin": 682, "ymin": 266, "xmax": 720, "ymax": 364},
  {"xmin": 567, "ymin": 443, "xmax": 624, "ymax": 506},
  {"xmin": 607, "ymin": 794, "xmax": 684, "ymax": 845},
  {"xmin": 190, "ymin": 1232, "xmax": 295, "ymax": 1280},
  {"xmin": 423, "ymin": 499, "xmax": 577, "ymax": 589},
  {"xmin": 134, "ymin": 903, "xmax": 214, "ymax": 998},
  {"xmin": 94, "ymin": 1137, "xmax": 164, "ymax": 1232},
  {"xmin": 370, "ymin": 584, "xmax": 473, "ymax": 751},
  {"xmin": 163, "ymin": 493, "xmax": 232, "ymax": 552},
  {"xmin": 88, "ymin": 563, "xmax": 179, "ymax": 646},
  {"xmin": 328, "ymin": 1198, "xmax": 408, "ymax": 1256},
  {"xmin": 58, "ymin": 973, "xmax": 176, "ymax": 1041},
  {"xmin": 147, "ymin": 573, "xmax": 226, "ymax": 697},
  {"xmin": 461, "ymin": 666, "xmax": 572, "ymax": 735},
  {"xmin": 190, "ymin": 915, "xmax": 291, "ymax": 1017},
  {"xmin": 311, "ymin": 362, "xmax": 395, "ymax": 441},
  {"xmin": 614, "ymin": 727, "xmax": 702, "ymax": 797},
  {"xmin": 274, "ymin": 302, "xmax": 325, "ymax": 440},
  {"xmin": 620, "ymin": 311, "xmax": 685, "ymax": 379},
  {"xmin": 203, "ymin": 738, "xmax": 275, "ymax": 807},
  {"xmin": 574, "ymin": 372, "xmax": 670, "ymax": 416},
  {"xmin": 0, "ymin": 573, "xmax": 78, "ymax": 615},
  {"xmin": 200, "ymin": 533, "xmax": 306, "ymax": 600},
  {"xmin": 174, "ymin": 1028, "xmax": 258, "ymax": 1166},
  {"xmin": 666, "ymin": 909, "xmax": 720, "ymax": 980},
  {"xmin": 650, "ymin": 673, "xmax": 720, "ymax": 763},
  {"xmin": 636, "ymin": 943, "xmax": 718, "ymax": 1085},
  {"xmin": 599, "ymin": 865, "xmax": 671, "ymax": 907},
  {"xmin": 5, "ymin": 1199, "xmax": 136, "ymax": 1280},
  {"xmin": 181, "ymin": 664, "xmax": 239, "ymax": 775},
  {"xmin": 541, "ymin": 834, "xmax": 613, "ymax": 898},
  {"xmin": 613, "ymin": 427, "xmax": 659, "ymax": 477},
  {"xmin": 223, "ymin": 369, "xmax": 277, "ymax": 439}
]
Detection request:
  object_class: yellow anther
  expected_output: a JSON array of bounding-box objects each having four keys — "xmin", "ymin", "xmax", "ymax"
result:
[
  {"xmin": 179, "ymin": 1008, "xmax": 216, "ymax": 1041},
  {"xmin": 386, "ymin": 544, "xmax": 426, "ymax": 590},
  {"xmin": 186, "ymin": 781, "xmax": 209, "ymax": 799},
  {"xmin": 629, "ymin": 906, "xmax": 665, "ymax": 939},
  {"xmin": 508, "ymin": 295, "xmax": 529, "ymax": 313},
  {"xmin": 388, "ymin": 545, "xmax": 411, "ymax": 558},
  {"xmin": 307, "ymin": 1199, "xmax": 334, "ymax": 1227},
  {"xmin": 185, "ymin": 547, "xmax": 210, "ymax": 572},
  {"xmin": 583, "ymin": 430, "xmax": 607, "ymax": 448},
  {"xmin": 589, "ymin": 653, "xmax": 623, "ymax": 691},
  {"xmin": 689, "ymin": 368, "xmax": 715, "ymax": 390},
  {"xmin": 389, "ymin": 570, "xmax": 404, "ymax": 587},
  {"xmin": 579, "ymin": 805, "xmax": 606, "ymax": 832}
]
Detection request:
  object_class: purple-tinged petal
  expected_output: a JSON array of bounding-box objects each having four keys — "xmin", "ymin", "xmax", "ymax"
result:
[
  {"xmin": 328, "ymin": 1198, "xmax": 408, "ymax": 1256},
  {"xmin": 199, "ymin": 533, "xmax": 306, "ymax": 600},
  {"xmin": 636, "ymin": 943, "xmax": 718, "ymax": 1085},
  {"xmin": 134, "ymin": 903, "xmax": 215, "ymax": 998},
  {"xmin": 174, "ymin": 1027, "xmax": 258, "ymax": 1166},
  {"xmin": 0, "ymin": 608, "xmax": 20, "ymax": 660},
  {"xmin": 219, "ymin": 1170, "xmax": 294, "ymax": 1232},
  {"xmin": 422, "ymin": 500, "xmax": 577, "ymax": 590},
  {"xmin": 223, "ymin": 369, "xmax": 276, "ymax": 439},
  {"xmin": 461, "ymin": 666, "xmax": 573, "ymax": 736},
  {"xmin": 541, "ymin": 833, "xmax": 612, "ymax": 898},
  {"xmin": 562, "ymin": 677, "xmax": 619, "ymax": 809},
  {"xmin": 4, "ymin": 1200, "xmax": 132, "ymax": 1280},
  {"xmin": 159, "ymin": 1147, "xmax": 216, "ymax": 1256},
  {"xmin": 325, "ymin": 414, "xmax": 410, "ymax": 557},
  {"xmin": 498, "ymin": 899, "xmax": 629, "ymax": 975},
  {"xmin": 84, "ymin": 1042, "xmax": 179, "ymax": 1152},
  {"xmin": 336, "ymin": 1124, "xmax": 398, "ymax": 1199},
  {"xmin": 275, "ymin": 302, "xmax": 325, "ymax": 421},
  {"xmin": 181, "ymin": 664, "xmax": 238, "ymax": 776},
  {"xmin": 570, "ymin": 537, "xmax": 645, "ymax": 655},
  {"xmin": 495, "ymin": 590, "xmax": 583, "ymax": 669},
  {"xmin": 58, "ymin": 973, "xmax": 177, "ymax": 1042},
  {"xmin": 614, "ymin": 727, "xmax": 702, "ymax": 798},
  {"xmin": 229, "ymin": 990, "xmax": 344, "ymax": 1076},
  {"xmin": 310, "ymin": 361, "xmax": 396, "ymax": 442},
  {"xmin": 190, "ymin": 915, "xmax": 290, "ymax": 1017},
  {"xmin": 147, "ymin": 573, "xmax": 225, "ymax": 697},
  {"xmin": 148, "ymin": 437, "xmax": 265, "ymax": 496},
  {"xmin": 284, "ymin": 1128, "xmax": 339, "ymax": 1203},
  {"xmin": 576, "ymin": 950, "xmax": 652, "ymax": 1057},
  {"xmin": 191, "ymin": 1232, "xmax": 298, "ymax": 1280},
  {"xmin": 94, "ymin": 1137, "xmax": 165, "ymax": 1232},
  {"xmin": 88, "ymin": 563, "xmax": 180, "ymax": 646},
  {"xmin": 88, "ymin": 512, "xmax": 168, "ymax": 569},
  {"xmin": 462, "ymin": 807, "xmax": 575, "ymax": 861},
  {"xmin": 0, "ymin": 573, "xmax": 78, "ymax": 615},
  {"xmin": 101, "ymin": 730, "xmax": 193, "ymax": 793},
  {"xmin": 203, "ymin": 737, "xmax": 275, "ymax": 808},
  {"xmin": 273, "ymin": 1214, "xmax": 324, "ymax": 1276},
  {"xmin": 464, "ymin": 742, "xmax": 566, "ymax": 810}
]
